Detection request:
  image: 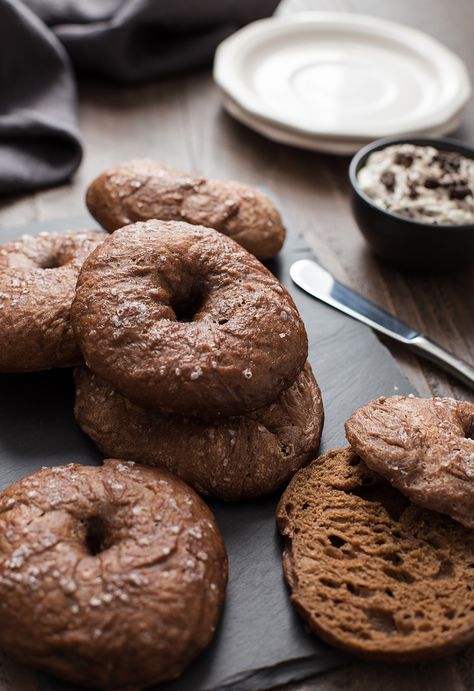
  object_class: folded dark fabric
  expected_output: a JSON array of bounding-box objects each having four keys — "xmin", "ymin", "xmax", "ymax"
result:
[
  {"xmin": 0, "ymin": 0, "xmax": 81, "ymax": 195},
  {"xmin": 24, "ymin": 0, "xmax": 280, "ymax": 83},
  {"xmin": 0, "ymin": 0, "xmax": 279, "ymax": 195}
]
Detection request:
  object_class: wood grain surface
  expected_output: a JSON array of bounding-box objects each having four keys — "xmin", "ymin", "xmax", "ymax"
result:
[{"xmin": 0, "ymin": 0, "xmax": 473, "ymax": 689}]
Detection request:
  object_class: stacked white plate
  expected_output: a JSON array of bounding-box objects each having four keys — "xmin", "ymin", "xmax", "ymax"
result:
[{"xmin": 213, "ymin": 13, "xmax": 472, "ymax": 155}]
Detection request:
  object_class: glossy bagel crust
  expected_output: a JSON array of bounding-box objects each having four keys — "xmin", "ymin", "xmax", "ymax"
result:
[
  {"xmin": 86, "ymin": 159, "xmax": 286, "ymax": 260},
  {"xmin": 0, "ymin": 230, "xmax": 106, "ymax": 372},
  {"xmin": 73, "ymin": 361, "xmax": 324, "ymax": 501},
  {"xmin": 71, "ymin": 220, "xmax": 308, "ymax": 417},
  {"xmin": 345, "ymin": 395, "xmax": 474, "ymax": 528},
  {"xmin": 0, "ymin": 460, "xmax": 227, "ymax": 690}
]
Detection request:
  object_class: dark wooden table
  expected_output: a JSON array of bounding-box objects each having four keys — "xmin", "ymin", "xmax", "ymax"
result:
[{"xmin": 0, "ymin": 0, "xmax": 472, "ymax": 689}]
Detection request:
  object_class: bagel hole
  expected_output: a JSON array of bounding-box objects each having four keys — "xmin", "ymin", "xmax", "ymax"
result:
[
  {"xmin": 459, "ymin": 405, "xmax": 474, "ymax": 439},
  {"xmin": 84, "ymin": 516, "xmax": 107, "ymax": 556},
  {"xmin": 171, "ymin": 284, "xmax": 205, "ymax": 323},
  {"xmin": 348, "ymin": 481, "xmax": 409, "ymax": 522},
  {"xmin": 38, "ymin": 253, "xmax": 65, "ymax": 269},
  {"xmin": 41, "ymin": 259, "xmax": 62, "ymax": 269}
]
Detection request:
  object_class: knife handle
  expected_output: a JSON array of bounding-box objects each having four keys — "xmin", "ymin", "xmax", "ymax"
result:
[{"xmin": 408, "ymin": 335, "xmax": 474, "ymax": 390}]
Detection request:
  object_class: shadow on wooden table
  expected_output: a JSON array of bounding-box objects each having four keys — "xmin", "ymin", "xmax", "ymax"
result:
[{"xmin": 281, "ymin": 649, "xmax": 474, "ymax": 691}]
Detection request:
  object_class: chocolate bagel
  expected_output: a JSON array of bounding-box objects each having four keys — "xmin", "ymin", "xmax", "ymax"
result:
[
  {"xmin": 0, "ymin": 230, "xmax": 106, "ymax": 372},
  {"xmin": 0, "ymin": 460, "xmax": 227, "ymax": 690},
  {"xmin": 71, "ymin": 220, "xmax": 308, "ymax": 416},
  {"xmin": 345, "ymin": 395, "xmax": 474, "ymax": 528},
  {"xmin": 277, "ymin": 448, "xmax": 474, "ymax": 661},
  {"xmin": 86, "ymin": 159, "xmax": 286, "ymax": 259},
  {"xmin": 74, "ymin": 361, "xmax": 323, "ymax": 500}
]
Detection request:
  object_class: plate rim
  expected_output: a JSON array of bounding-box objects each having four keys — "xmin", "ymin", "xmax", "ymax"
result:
[
  {"xmin": 214, "ymin": 12, "xmax": 472, "ymax": 139},
  {"xmin": 220, "ymin": 91, "xmax": 464, "ymax": 156}
]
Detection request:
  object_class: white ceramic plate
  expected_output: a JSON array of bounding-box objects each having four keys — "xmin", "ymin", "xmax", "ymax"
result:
[
  {"xmin": 214, "ymin": 12, "xmax": 471, "ymax": 140},
  {"xmin": 221, "ymin": 92, "xmax": 464, "ymax": 156}
]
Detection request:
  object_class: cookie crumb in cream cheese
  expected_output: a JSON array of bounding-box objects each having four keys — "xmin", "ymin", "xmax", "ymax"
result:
[{"xmin": 357, "ymin": 143, "xmax": 474, "ymax": 224}]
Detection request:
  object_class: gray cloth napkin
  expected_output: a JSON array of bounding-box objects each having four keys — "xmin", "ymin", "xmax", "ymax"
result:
[{"xmin": 0, "ymin": 0, "xmax": 279, "ymax": 195}]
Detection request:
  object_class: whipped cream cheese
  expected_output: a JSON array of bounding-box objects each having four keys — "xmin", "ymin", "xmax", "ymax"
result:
[{"xmin": 357, "ymin": 143, "xmax": 474, "ymax": 224}]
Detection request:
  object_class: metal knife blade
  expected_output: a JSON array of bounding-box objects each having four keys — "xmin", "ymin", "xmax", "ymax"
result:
[{"xmin": 290, "ymin": 259, "xmax": 474, "ymax": 391}]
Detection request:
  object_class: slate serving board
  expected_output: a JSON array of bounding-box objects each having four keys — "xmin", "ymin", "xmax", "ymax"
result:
[{"xmin": 0, "ymin": 217, "xmax": 414, "ymax": 691}]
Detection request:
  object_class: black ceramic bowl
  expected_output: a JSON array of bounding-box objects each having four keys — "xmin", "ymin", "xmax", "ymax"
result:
[{"xmin": 349, "ymin": 136, "xmax": 474, "ymax": 271}]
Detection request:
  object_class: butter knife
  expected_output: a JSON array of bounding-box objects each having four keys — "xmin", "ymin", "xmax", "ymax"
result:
[{"xmin": 290, "ymin": 259, "xmax": 474, "ymax": 391}]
